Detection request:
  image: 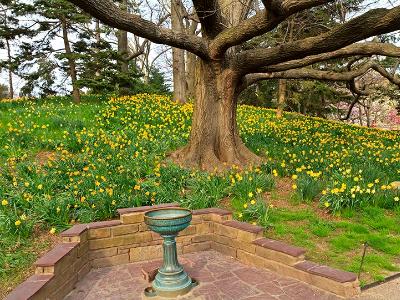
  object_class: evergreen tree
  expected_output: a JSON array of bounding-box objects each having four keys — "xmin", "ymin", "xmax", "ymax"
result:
[{"xmin": 0, "ymin": 0, "xmax": 34, "ymax": 98}]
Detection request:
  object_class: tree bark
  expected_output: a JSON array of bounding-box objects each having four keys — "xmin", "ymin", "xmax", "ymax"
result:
[
  {"xmin": 186, "ymin": 51, "xmax": 196, "ymax": 100},
  {"xmin": 6, "ymin": 39, "xmax": 13, "ymax": 99},
  {"xmin": 170, "ymin": 60, "xmax": 262, "ymax": 170},
  {"xmin": 61, "ymin": 17, "xmax": 81, "ymax": 104},
  {"xmin": 117, "ymin": 0, "xmax": 130, "ymax": 95},
  {"xmin": 276, "ymin": 79, "xmax": 286, "ymax": 118},
  {"xmin": 171, "ymin": 0, "xmax": 187, "ymax": 103}
]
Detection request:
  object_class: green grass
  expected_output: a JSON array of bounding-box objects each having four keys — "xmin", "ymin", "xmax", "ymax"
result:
[
  {"xmin": 267, "ymin": 205, "xmax": 400, "ymax": 285},
  {"xmin": 0, "ymin": 94, "xmax": 399, "ymax": 292},
  {"xmin": 0, "ymin": 233, "xmax": 58, "ymax": 298}
]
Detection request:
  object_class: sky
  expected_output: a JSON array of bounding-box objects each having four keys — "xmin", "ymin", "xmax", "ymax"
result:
[{"xmin": 0, "ymin": 0, "xmax": 399, "ymax": 96}]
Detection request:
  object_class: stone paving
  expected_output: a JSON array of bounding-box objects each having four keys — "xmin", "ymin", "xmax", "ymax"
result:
[
  {"xmin": 65, "ymin": 250, "xmax": 340, "ymax": 300},
  {"xmin": 357, "ymin": 277, "xmax": 400, "ymax": 300}
]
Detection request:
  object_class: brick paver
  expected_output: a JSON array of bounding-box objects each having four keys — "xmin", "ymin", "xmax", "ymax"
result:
[{"xmin": 65, "ymin": 250, "xmax": 340, "ymax": 300}]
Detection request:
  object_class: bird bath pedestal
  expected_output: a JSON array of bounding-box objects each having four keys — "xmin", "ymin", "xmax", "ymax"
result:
[{"xmin": 144, "ymin": 208, "xmax": 197, "ymax": 298}]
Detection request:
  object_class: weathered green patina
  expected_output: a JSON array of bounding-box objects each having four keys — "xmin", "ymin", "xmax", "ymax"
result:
[{"xmin": 144, "ymin": 208, "xmax": 197, "ymax": 297}]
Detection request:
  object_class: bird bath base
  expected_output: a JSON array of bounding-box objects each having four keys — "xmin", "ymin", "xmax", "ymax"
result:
[{"xmin": 144, "ymin": 208, "xmax": 198, "ymax": 298}]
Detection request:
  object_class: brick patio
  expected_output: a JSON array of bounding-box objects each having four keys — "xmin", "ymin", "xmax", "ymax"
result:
[{"xmin": 64, "ymin": 250, "xmax": 340, "ymax": 300}]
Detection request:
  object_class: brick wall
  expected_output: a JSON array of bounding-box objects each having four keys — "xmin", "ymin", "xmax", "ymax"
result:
[{"xmin": 6, "ymin": 203, "xmax": 360, "ymax": 299}]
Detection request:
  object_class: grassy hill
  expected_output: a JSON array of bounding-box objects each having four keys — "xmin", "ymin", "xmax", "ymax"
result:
[{"xmin": 1, "ymin": 94, "xmax": 399, "ymax": 294}]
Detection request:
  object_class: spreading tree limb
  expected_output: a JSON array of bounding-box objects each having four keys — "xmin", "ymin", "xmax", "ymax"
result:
[
  {"xmin": 235, "ymin": 6, "xmax": 400, "ymax": 74},
  {"xmin": 209, "ymin": 0, "xmax": 332, "ymax": 58},
  {"xmin": 244, "ymin": 61, "xmax": 400, "ymax": 86},
  {"xmin": 262, "ymin": 42, "xmax": 400, "ymax": 73},
  {"xmin": 67, "ymin": 0, "xmax": 209, "ymax": 58}
]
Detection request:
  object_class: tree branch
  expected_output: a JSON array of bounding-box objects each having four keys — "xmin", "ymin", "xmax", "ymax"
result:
[
  {"xmin": 244, "ymin": 61, "xmax": 400, "ymax": 87},
  {"xmin": 235, "ymin": 6, "xmax": 400, "ymax": 74},
  {"xmin": 192, "ymin": 0, "xmax": 224, "ymax": 38},
  {"xmin": 340, "ymin": 95, "xmax": 361, "ymax": 121},
  {"xmin": 66, "ymin": 0, "xmax": 209, "ymax": 59},
  {"xmin": 209, "ymin": 0, "xmax": 332, "ymax": 58},
  {"xmin": 262, "ymin": 42, "xmax": 400, "ymax": 72},
  {"xmin": 125, "ymin": 40, "xmax": 149, "ymax": 61}
]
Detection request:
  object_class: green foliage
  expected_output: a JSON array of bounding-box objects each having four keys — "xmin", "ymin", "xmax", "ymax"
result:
[
  {"xmin": 293, "ymin": 173, "xmax": 324, "ymax": 203},
  {"xmin": 0, "ymin": 94, "xmax": 399, "ymax": 288},
  {"xmin": 239, "ymin": 199, "xmax": 272, "ymax": 228}
]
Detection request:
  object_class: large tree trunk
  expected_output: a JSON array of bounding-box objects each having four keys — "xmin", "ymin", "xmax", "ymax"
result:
[
  {"xmin": 61, "ymin": 17, "xmax": 81, "ymax": 104},
  {"xmin": 276, "ymin": 79, "xmax": 287, "ymax": 118},
  {"xmin": 171, "ymin": 0, "xmax": 187, "ymax": 103},
  {"xmin": 170, "ymin": 60, "xmax": 262, "ymax": 170},
  {"xmin": 6, "ymin": 39, "xmax": 13, "ymax": 99}
]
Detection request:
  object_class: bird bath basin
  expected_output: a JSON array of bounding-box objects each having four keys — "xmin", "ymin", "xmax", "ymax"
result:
[{"xmin": 144, "ymin": 208, "xmax": 197, "ymax": 297}]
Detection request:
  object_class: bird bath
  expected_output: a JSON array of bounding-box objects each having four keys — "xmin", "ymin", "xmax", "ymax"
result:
[{"xmin": 144, "ymin": 208, "xmax": 197, "ymax": 297}]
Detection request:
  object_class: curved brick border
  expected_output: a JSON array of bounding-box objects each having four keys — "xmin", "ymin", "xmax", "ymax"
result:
[{"xmin": 6, "ymin": 204, "xmax": 360, "ymax": 299}]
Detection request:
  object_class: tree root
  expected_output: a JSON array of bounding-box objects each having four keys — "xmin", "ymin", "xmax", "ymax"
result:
[{"xmin": 168, "ymin": 144, "xmax": 264, "ymax": 172}]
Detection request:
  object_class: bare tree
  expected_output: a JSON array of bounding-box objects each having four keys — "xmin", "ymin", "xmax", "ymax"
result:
[{"xmin": 67, "ymin": 0, "xmax": 400, "ymax": 170}]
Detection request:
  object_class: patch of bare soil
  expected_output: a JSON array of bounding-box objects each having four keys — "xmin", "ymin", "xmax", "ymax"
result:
[
  {"xmin": 35, "ymin": 151, "xmax": 56, "ymax": 166},
  {"xmin": 219, "ymin": 197, "xmax": 232, "ymax": 211},
  {"xmin": 264, "ymin": 177, "xmax": 295, "ymax": 208},
  {"xmin": 264, "ymin": 177, "xmax": 341, "ymax": 222}
]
